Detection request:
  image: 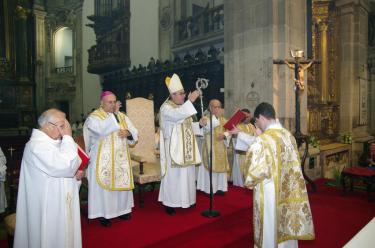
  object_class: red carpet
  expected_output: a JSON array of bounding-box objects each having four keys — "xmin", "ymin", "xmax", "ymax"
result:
[{"xmin": 2, "ymin": 179, "xmax": 375, "ymax": 247}]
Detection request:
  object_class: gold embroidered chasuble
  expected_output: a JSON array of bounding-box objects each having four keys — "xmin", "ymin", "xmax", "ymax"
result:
[
  {"xmin": 202, "ymin": 116, "xmax": 230, "ymax": 173},
  {"xmin": 244, "ymin": 128, "xmax": 315, "ymax": 247},
  {"xmin": 90, "ymin": 108, "xmax": 134, "ymax": 191},
  {"xmin": 236, "ymin": 123, "xmax": 256, "ymax": 177},
  {"xmin": 160, "ymin": 101, "xmax": 201, "ymax": 176}
]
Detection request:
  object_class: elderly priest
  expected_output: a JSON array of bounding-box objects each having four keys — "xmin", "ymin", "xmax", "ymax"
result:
[
  {"xmin": 83, "ymin": 91, "xmax": 138, "ymax": 227},
  {"xmin": 14, "ymin": 109, "xmax": 83, "ymax": 248}
]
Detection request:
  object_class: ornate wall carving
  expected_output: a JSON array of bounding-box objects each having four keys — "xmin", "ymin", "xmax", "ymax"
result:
[
  {"xmin": 87, "ymin": 0, "xmax": 131, "ymax": 74},
  {"xmin": 308, "ymin": 0, "xmax": 340, "ymax": 139},
  {"xmin": 44, "ymin": 1, "xmax": 84, "ymax": 121},
  {"xmin": 0, "ymin": 0, "xmax": 36, "ymax": 130}
]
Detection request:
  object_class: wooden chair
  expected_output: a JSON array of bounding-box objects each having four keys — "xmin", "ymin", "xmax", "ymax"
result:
[{"xmin": 126, "ymin": 97, "xmax": 161, "ymax": 207}]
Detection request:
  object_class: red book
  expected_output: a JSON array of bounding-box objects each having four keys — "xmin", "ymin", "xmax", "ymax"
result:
[
  {"xmin": 223, "ymin": 110, "xmax": 247, "ymax": 130},
  {"xmin": 77, "ymin": 145, "xmax": 90, "ymax": 171}
]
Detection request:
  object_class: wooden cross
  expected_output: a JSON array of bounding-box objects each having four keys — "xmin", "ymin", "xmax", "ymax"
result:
[
  {"xmin": 273, "ymin": 52, "xmax": 320, "ymax": 136},
  {"xmin": 273, "ymin": 50, "xmax": 320, "ymax": 192},
  {"xmin": 7, "ymin": 146, "xmax": 15, "ymax": 158}
]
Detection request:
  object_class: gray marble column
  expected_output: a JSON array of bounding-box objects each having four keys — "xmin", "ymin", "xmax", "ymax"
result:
[
  {"xmin": 224, "ymin": 0, "xmax": 307, "ymax": 133},
  {"xmin": 336, "ymin": 0, "xmax": 370, "ymax": 137},
  {"xmin": 33, "ymin": 4, "xmax": 46, "ymax": 115},
  {"xmin": 73, "ymin": 6, "xmax": 84, "ymax": 123}
]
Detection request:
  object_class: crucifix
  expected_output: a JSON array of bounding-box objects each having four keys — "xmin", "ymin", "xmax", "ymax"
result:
[
  {"xmin": 7, "ymin": 146, "xmax": 15, "ymax": 159},
  {"xmin": 274, "ymin": 50, "xmax": 320, "ymax": 192}
]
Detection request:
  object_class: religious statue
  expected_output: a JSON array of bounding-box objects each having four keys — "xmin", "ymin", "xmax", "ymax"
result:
[
  {"xmin": 273, "ymin": 50, "xmax": 320, "ymax": 192},
  {"xmin": 284, "ymin": 59, "xmax": 314, "ymax": 90}
]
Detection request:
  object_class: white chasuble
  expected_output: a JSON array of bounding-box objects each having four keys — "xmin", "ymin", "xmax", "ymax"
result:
[
  {"xmin": 91, "ymin": 108, "xmax": 134, "ymax": 190},
  {"xmin": 84, "ymin": 108, "xmax": 138, "ymax": 219},
  {"xmin": 244, "ymin": 124, "xmax": 315, "ymax": 248}
]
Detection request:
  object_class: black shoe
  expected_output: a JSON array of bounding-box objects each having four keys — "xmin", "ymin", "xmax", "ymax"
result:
[
  {"xmin": 165, "ymin": 206, "xmax": 176, "ymax": 216},
  {"xmin": 99, "ymin": 218, "xmax": 112, "ymax": 227},
  {"xmin": 119, "ymin": 213, "xmax": 131, "ymax": 220},
  {"xmin": 216, "ymin": 190, "xmax": 225, "ymax": 196},
  {"xmin": 189, "ymin": 203, "xmax": 196, "ymax": 209}
]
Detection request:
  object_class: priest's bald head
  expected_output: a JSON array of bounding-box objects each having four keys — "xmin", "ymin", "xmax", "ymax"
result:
[
  {"xmin": 38, "ymin": 108, "xmax": 72, "ymax": 140},
  {"xmin": 209, "ymin": 99, "xmax": 222, "ymax": 117},
  {"xmin": 100, "ymin": 91, "xmax": 117, "ymax": 113}
]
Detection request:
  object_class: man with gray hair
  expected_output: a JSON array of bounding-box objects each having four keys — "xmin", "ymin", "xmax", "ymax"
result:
[{"xmin": 14, "ymin": 108, "xmax": 83, "ymax": 248}]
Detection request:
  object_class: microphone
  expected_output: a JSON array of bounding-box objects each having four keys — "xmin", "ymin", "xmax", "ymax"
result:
[{"xmin": 113, "ymin": 113, "xmax": 120, "ymax": 123}]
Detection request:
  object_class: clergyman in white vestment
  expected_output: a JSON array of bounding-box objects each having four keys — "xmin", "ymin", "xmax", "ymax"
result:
[
  {"xmin": 14, "ymin": 109, "xmax": 83, "ymax": 248},
  {"xmin": 158, "ymin": 73, "xmax": 206, "ymax": 215},
  {"xmin": 83, "ymin": 91, "xmax": 138, "ymax": 227},
  {"xmin": 229, "ymin": 109, "xmax": 256, "ymax": 187},
  {"xmin": 244, "ymin": 102, "xmax": 315, "ymax": 248}
]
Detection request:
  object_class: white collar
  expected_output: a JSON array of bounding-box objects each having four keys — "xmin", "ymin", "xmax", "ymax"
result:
[
  {"xmin": 30, "ymin": 129, "xmax": 62, "ymax": 146},
  {"xmin": 265, "ymin": 122, "xmax": 283, "ymax": 131}
]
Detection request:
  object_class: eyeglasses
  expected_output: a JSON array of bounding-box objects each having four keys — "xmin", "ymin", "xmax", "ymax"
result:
[{"xmin": 49, "ymin": 122, "xmax": 65, "ymax": 129}]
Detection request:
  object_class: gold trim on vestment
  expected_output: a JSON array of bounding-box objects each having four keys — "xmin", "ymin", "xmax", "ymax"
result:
[
  {"xmin": 91, "ymin": 108, "xmax": 134, "ymax": 191},
  {"xmin": 202, "ymin": 116, "xmax": 229, "ymax": 173}
]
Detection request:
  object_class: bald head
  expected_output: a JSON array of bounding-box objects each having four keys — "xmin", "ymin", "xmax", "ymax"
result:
[
  {"xmin": 38, "ymin": 108, "xmax": 67, "ymax": 140},
  {"xmin": 209, "ymin": 99, "xmax": 222, "ymax": 116},
  {"xmin": 38, "ymin": 109, "xmax": 65, "ymax": 128},
  {"xmin": 101, "ymin": 93, "xmax": 117, "ymax": 113}
]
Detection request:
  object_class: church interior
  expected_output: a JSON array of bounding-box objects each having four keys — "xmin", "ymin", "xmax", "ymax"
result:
[{"xmin": 0, "ymin": 0, "xmax": 375, "ymax": 247}]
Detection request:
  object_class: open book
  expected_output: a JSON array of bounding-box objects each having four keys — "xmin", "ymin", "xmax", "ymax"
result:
[
  {"xmin": 223, "ymin": 110, "xmax": 246, "ymax": 130},
  {"xmin": 77, "ymin": 144, "xmax": 89, "ymax": 171}
]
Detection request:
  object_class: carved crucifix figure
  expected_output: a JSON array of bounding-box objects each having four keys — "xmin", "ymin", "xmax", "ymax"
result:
[
  {"xmin": 273, "ymin": 50, "xmax": 320, "ymax": 192},
  {"xmin": 284, "ymin": 60, "xmax": 314, "ymax": 90}
]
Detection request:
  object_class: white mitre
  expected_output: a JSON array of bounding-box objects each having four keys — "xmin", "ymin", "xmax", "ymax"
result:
[{"xmin": 165, "ymin": 73, "xmax": 184, "ymax": 94}]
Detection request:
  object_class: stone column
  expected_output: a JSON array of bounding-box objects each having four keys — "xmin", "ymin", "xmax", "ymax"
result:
[
  {"xmin": 319, "ymin": 22, "xmax": 329, "ymax": 103},
  {"xmin": 224, "ymin": 0, "xmax": 307, "ymax": 133},
  {"xmin": 159, "ymin": 0, "xmax": 174, "ymax": 61},
  {"xmin": 336, "ymin": 0, "xmax": 372, "ymax": 165},
  {"xmin": 336, "ymin": 0, "xmax": 370, "ymax": 137},
  {"xmin": 33, "ymin": 4, "xmax": 46, "ymax": 115},
  {"xmin": 74, "ymin": 6, "xmax": 84, "ymax": 123}
]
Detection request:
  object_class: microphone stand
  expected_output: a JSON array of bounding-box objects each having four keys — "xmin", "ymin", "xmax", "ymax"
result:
[{"xmin": 196, "ymin": 79, "xmax": 219, "ymax": 218}]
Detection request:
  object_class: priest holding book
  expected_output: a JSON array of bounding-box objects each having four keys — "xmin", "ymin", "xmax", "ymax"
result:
[
  {"xmin": 83, "ymin": 91, "xmax": 138, "ymax": 227},
  {"xmin": 226, "ymin": 108, "xmax": 257, "ymax": 187},
  {"xmin": 197, "ymin": 99, "xmax": 230, "ymax": 195},
  {"xmin": 14, "ymin": 109, "xmax": 83, "ymax": 248}
]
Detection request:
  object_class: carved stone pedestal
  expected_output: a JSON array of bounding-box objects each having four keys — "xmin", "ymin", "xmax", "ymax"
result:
[{"xmin": 320, "ymin": 143, "xmax": 351, "ymax": 179}]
